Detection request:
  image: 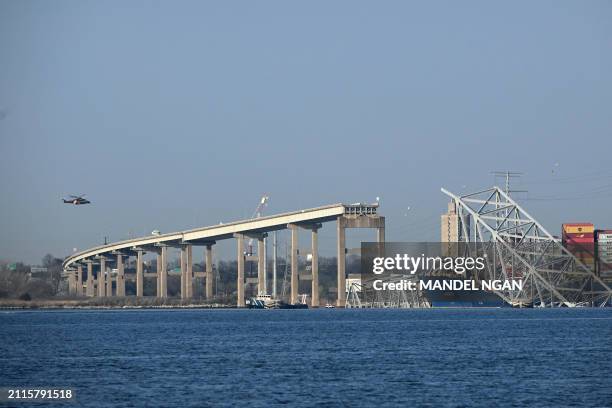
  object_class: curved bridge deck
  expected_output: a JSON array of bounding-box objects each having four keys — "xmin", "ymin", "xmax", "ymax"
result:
[{"xmin": 63, "ymin": 203, "xmax": 385, "ymax": 307}]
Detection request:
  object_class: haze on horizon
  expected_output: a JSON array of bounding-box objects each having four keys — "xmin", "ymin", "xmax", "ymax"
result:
[{"xmin": 1, "ymin": 0, "xmax": 611, "ymax": 264}]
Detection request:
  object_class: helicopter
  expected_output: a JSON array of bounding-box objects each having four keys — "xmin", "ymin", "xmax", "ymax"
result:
[{"xmin": 63, "ymin": 195, "xmax": 91, "ymax": 205}]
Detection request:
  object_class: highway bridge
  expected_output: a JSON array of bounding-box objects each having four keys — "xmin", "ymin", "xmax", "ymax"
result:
[{"xmin": 63, "ymin": 203, "xmax": 385, "ymax": 307}]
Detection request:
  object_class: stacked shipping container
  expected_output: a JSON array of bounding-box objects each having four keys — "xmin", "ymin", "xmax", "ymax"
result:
[
  {"xmin": 597, "ymin": 230, "xmax": 612, "ymax": 280},
  {"xmin": 562, "ymin": 223, "xmax": 595, "ymax": 271}
]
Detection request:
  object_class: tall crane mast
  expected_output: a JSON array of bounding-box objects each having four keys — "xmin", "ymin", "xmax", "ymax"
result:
[
  {"xmin": 245, "ymin": 195, "xmax": 269, "ymax": 255},
  {"xmin": 244, "ymin": 195, "xmax": 269, "ymax": 296}
]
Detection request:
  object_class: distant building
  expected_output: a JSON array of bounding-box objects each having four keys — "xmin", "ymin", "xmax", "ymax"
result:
[
  {"xmin": 29, "ymin": 266, "xmax": 49, "ymax": 280},
  {"xmin": 441, "ymin": 202, "xmax": 469, "ymax": 256},
  {"xmin": 441, "ymin": 202, "xmax": 460, "ymax": 242}
]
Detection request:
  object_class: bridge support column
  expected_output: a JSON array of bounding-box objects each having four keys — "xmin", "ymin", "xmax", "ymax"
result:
[
  {"xmin": 136, "ymin": 250, "xmax": 144, "ymax": 297},
  {"xmin": 156, "ymin": 251, "xmax": 162, "ymax": 297},
  {"xmin": 337, "ymin": 217, "xmax": 346, "ymax": 307},
  {"xmin": 290, "ymin": 225, "xmax": 298, "ymax": 304},
  {"xmin": 180, "ymin": 247, "xmax": 185, "ymax": 298},
  {"xmin": 258, "ymin": 238, "xmax": 265, "ymax": 295},
  {"xmin": 311, "ymin": 227, "xmax": 319, "ymax": 308},
  {"xmin": 180, "ymin": 245, "xmax": 193, "ymax": 300},
  {"xmin": 205, "ymin": 244, "xmax": 213, "ymax": 299},
  {"xmin": 76, "ymin": 265, "xmax": 83, "ymax": 296},
  {"xmin": 116, "ymin": 254, "xmax": 125, "ymax": 296},
  {"xmin": 86, "ymin": 261, "xmax": 94, "ymax": 297},
  {"xmin": 236, "ymin": 234, "xmax": 245, "ymax": 307},
  {"xmin": 377, "ymin": 219, "xmax": 385, "ymax": 243},
  {"xmin": 106, "ymin": 260, "xmax": 113, "ymax": 296},
  {"xmin": 187, "ymin": 245, "xmax": 193, "ymax": 298},
  {"xmin": 160, "ymin": 246, "xmax": 168, "ymax": 298},
  {"xmin": 98, "ymin": 257, "xmax": 106, "ymax": 297},
  {"xmin": 335, "ymin": 214, "xmax": 384, "ymax": 307},
  {"xmin": 68, "ymin": 271, "xmax": 76, "ymax": 296}
]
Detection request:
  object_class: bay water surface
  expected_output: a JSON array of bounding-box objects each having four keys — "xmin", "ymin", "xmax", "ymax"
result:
[{"xmin": 1, "ymin": 308, "xmax": 611, "ymax": 407}]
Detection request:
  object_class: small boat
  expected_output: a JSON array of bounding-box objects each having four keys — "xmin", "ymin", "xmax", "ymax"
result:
[
  {"xmin": 324, "ymin": 303, "xmax": 335, "ymax": 309},
  {"xmin": 247, "ymin": 294, "xmax": 308, "ymax": 309},
  {"xmin": 246, "ymin": 294, "xmax": 272, "ymax": 309}
]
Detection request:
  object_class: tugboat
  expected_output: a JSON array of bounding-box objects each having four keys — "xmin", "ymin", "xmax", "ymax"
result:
[
  {"xmin": 246, "ymin": 294, "xmax": 308, "ymax": 309},
  {"xmin": 246, "ymin": 294, "xmax": 275, "ymax": 309}
]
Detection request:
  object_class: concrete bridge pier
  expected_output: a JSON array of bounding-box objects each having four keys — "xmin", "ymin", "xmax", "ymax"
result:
[
  {"xmin": 116, "ymin": 254, "xmax": 125, "ymax": 296},
  {"xmin": 241, "ymin": 233, "xmax": 267, "ymax": 297},
  {"xmin": 235, "ymin": 234, "xmax": 245, "ymax": 307},
  {"xmin": 205, "ymin": 244, "xmax": 214, "ymax": 299},
  {"xmin": 67, "ymin": 270, "xmax": 76, "ymax": 296},
  {"xmin": 311, "ymin": 226, "xmax": 320, "ymax": 307},
  {"xmin": 106, "ymin": 258, "xmax": 113, "ymax": 296},
  {"xmin": 180, "ymin": 247, "xmax": 185, "ymax": 298},
  {"xmin": 98, "ymin": 257, "xmax": 106, "ymax": 297},
  {"xmin": 86, "ymin": 260, "xmax": 94, "ymax": 297},
  {"xmin": 159, "ymin": 245, "xmax": 168, "ymax": 298},
  {"xmin": 76, "ymin": 265, "xmax": 83, "ymax": 296},
  {"xmin": 290, "ymin": 225, "xmax": 299, "ymax": 304},
  {"xmin": 336, "ymin": 214, "xmax": 386, "ymax": 307},
  {"xmin": 288, "ymin": 223, "xmax": 321, "ymax": 307},
  {"xmin": 377, "ymin": 225, "xmax": 385, "ymax": 244},
  {"xmin": 136, "ymin": 250, "xmax": 144, "ymax": 297},
  {"xmin": 257, "ymin": 237, "xmax": 265, "ymax": 295},
  {"xmin": 156, "ymin": 251, "xmax": 162, "ymax": 297},
  {"xmin": 337, "ymin": 219, "xmax": 346, "ymax": 307},
  {"xmin": 180, "ymin": 244, "xmax": 193, "ymax": 300}
]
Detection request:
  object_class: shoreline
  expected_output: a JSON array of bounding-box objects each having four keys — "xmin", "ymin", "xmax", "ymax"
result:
[
  {"xmin": 0, "ymin": 298, "xmax": 236, "ymax": 310},
  {"xmin": 0, "ymin": 304, "xmax": 236, "ymax": 310}
]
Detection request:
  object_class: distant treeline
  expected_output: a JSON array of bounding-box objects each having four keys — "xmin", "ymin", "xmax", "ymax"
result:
[{"xmin": 0, "ymin": 254, "xmax": 63, "ymax": 300}]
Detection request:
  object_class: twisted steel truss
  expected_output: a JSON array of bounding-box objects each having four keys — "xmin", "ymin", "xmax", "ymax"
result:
[
  {"xmin": 442, "ymin": 186, "xmax": 612, "ymax": 307},
  {"xmin": 345, "ymin": 280, "xmax": 429, "ymax": 308}
]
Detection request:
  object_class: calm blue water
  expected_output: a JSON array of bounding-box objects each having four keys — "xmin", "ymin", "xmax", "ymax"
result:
[{"xmin": 1, "ymin": 308, "xmax": 611, "ymax": 407}]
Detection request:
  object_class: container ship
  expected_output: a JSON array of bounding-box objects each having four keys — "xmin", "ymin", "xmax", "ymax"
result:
[
  {"xmin": 561, "ymin": 223, "xmax": 612, "ymax": 280},
  {"xmin": 562, "ymin": 223, "xmax": 595, "ymax": 271},
  {"xmin": 597, "ymin": 230, "xmax": 612, "ymax": 281}
]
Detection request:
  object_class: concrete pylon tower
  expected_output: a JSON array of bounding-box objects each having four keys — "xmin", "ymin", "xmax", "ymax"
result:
[
  {"xmin": 68, "ymin": 270, "xmax": 76, "ymax": 295},
  {"xmin": 116, "ymin": 254, "xmax": 125, "ymax": 296},
  {"xmin": 86, "ymin": 261, "xmax": 94, "ymax": 297},
  {"xmin": 336, "ymin": 205, "xmax": 385, "ymax": 307},
  {"xmin": 76, "ymin": 264, "xmax": 83, "ymax": 297},
  {"xmin": 205, "ymin": 244, "xmax": 214, "ymax": 299},
  {"xmin": 136, "ymin": 250, "xmax": 144, "ymax": 297},
  {"xmin": 311, "ymin": 226, "xmax": 319, "ymax": 308},
  {"xmin": 235, "ymin": 234, "xmax": 245, "ymax": 307},
  {"xmin": 98, "ymin": 257, "xmax": 106, "ymax": 297},
  {"xmin": 290, "ymin": 225, "xmax": 299, "ymax": 304},
  {"xmin": 160, "ymin": 246, "xmax": 168, "ymax": 298},
  {"xmin": 257, "ymin": 238, "xmax": 265, "ymax": 295}
]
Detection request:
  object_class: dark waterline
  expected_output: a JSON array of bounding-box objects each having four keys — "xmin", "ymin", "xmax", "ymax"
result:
[{"xmin": 1, "ymin": 309, "xmax": 611, "ymax": 407}]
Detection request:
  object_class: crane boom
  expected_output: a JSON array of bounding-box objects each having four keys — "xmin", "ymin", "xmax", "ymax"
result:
[{"xmin": 245, "ymin": 195, "xmax": 269, "ymax": 255}]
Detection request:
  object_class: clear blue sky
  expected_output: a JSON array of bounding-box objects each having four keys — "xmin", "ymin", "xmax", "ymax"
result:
[{"xmin": 1, "ymin": 0, "xmax": 611, "ymax": 264}]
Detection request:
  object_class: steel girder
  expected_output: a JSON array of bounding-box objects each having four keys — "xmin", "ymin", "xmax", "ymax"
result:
[{"xmin": 441, "ymin": 186, "xmax": 612, "ymax": 307}]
